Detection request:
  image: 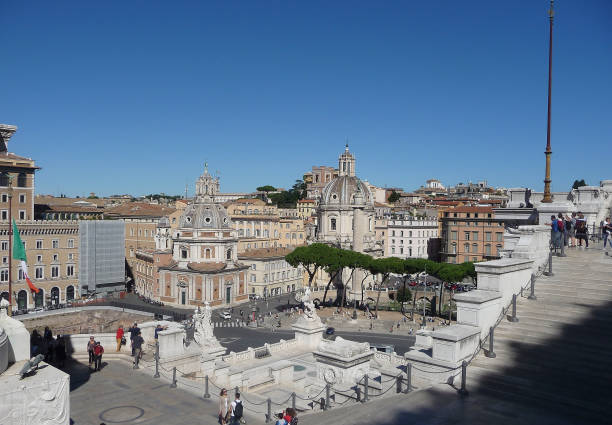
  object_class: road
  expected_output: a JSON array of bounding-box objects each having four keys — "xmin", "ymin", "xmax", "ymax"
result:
[{"xmin": 213, "ymin": 326, "xmax": 416, "ymax": 355}]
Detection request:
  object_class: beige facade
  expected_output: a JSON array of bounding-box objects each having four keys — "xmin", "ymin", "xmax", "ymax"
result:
[
  {"xmin": 0, "ymin": 220, "xmax": 79, "ymax": 310},
  {"xmin": 440, "ymin": 206, "xmax": 504, "ymax": 264},
  {"xmin": 303, "ymin": 165, "xmax": 338, "ymax": 199},
  {"xmin": 132, "ymin": 249, "xmax": 173, "ymax": 300},
  {"xmin": 297, "ymin": 199, "xmax": 317, "ymax": 219},
  {"xmin": 238, "ymin": 247, "xmax": 303, "ymax": 298},
  {"xmin": 278, "ymin": 218, "xmax": 306, "ymax": 248},
  {"xmin": 226, "ymin": 198, "xmax": 280, "ymax": 252}
]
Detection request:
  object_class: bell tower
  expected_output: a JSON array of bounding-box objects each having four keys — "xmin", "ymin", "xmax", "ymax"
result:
[
  {"xmin": 338, "ymin": 144, "xmax": 355, "ymax": 177},
  {"xmin": 195, "ymin": 162, "xmax": 220, "ymax": 203}
]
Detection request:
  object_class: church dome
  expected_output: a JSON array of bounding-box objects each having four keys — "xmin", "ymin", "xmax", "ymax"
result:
[
  {"xmin": 320, "ymin": 175, "xmax": 373, "ymax": 206},
  {"xmin": 179, "ymin": 202, "xmax": 231, "ymax": 229}
]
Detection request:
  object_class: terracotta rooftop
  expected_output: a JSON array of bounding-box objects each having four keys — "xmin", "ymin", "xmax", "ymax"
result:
[
  {"xmin": 238, "ymin": 247, "xmax": 294, "ymax": 259},
  {"xmin": 297, "ymin": 199, "xmax": 316, "ymax": 204},
  {"xmin": 105, "ymin": 202, "xmax": 176, "ymax": 218},
  {"xmin": 186, "ymin": 262, "xmax": 227, "ymax": 272},
  {"xmin": 445, "ymin": 206, "xmax": 494, "ymax": 213}
]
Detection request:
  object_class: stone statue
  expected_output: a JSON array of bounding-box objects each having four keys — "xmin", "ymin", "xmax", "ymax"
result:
[
  {"xmin": 524, "ymin": 188, "xmax": 533, "ymax": 208},
  {"xmin": 193, "ymin": 302, "xmax": 214, "ymax": 346},
  {"xmin": 296, "ymin": 288, "xmax": 320, "ymax": 323}
]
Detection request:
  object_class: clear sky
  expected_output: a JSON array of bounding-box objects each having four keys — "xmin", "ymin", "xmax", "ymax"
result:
[{"xmin": 1, "ymin": 1, "xmax": 610, "ymax": 197}]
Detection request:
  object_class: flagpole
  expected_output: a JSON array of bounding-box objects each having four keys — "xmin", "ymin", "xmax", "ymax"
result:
[{"xmin": 7, "ymin": 177, "xmax": 12, "ymax": 316}]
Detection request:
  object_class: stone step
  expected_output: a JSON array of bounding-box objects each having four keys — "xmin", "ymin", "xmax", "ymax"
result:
[{"xmin": 467, "ymin": 369, "xmax": 606, "ymax": 421}]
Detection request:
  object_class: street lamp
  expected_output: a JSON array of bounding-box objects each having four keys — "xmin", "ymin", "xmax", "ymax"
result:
[{"xmin": 7, "ymin": 175, "xmax": 13, "ymax": 316}]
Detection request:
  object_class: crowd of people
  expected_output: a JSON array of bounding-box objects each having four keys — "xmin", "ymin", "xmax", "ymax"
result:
[
  {"xmin": 30, "ymin": 326, "xmax": 67, "ymax": 368},
  {"xmin": 548, "ymin": 212, "xmax": 611, "ymax": 252}
]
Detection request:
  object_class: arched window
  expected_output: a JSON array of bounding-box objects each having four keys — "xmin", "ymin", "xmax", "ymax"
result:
[
  {"xmin": 464, "ymin": 243, "xmax": 470, "ymax": 253},
  {"xmin": 451, "ymin": 243, "xmax": 457, "ymax": 254},
  {"xmin": 472, "ymin": 243, "xmax": 478, "ymax": 253},
  {"xmin": 34, "ymin": 289, "xmax": 44, "ymax": 307},
  {"xmin": 17, "ymin": 290, "xmax": 27, "ymax": 310},
  {"xmin": 226, "ymin": 249, "xmax": 232, "ymax": 260},
  {"xmin": 17, "ymin": 173, "xmax": 27, "ymax": 188},
  {"xmin": 181, "ymin": 248, "xmax": 188, "ymax": 259},
  {"xmin": 330, "ymin": 218, "xmax": 337, "ymax": 231},
  {"xmin": 66, "ymin": 286, "xmax": 75, "ymax": 301},
  {"xmin": 51, "ymin": 287, "xmax": 60, "ymax": 305}
]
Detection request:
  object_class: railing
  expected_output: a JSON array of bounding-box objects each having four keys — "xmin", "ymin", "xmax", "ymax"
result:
[{"xmin": 137, "ymin": 350, "xmax": 413, "ymax": 423}]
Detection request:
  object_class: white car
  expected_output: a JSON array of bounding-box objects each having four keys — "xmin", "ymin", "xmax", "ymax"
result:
[{"xmin": 220, "ymin": 311, "xmax": 232, "ymax": 320}]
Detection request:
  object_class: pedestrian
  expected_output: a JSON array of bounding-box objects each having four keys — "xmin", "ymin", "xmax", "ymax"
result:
[
  {"xmin": 286, "ymin": 407, "xmax": 298, "ymax": 425},
  {"xmin": 128, "ymin": 322, "xmax": 140, "ymax": 356},
  {"xmin": 575, "ymin": 212, "xmax": 589, "ymax": 248},
  {"xmin": 568, "ymin": 212, "xmax": 577, "ymax": 247},
  {"xmin": 132, "ymin": 331, "xmax": 144, "ymax": 369},
  {"xmin": 154, "ymin": 323, "xmax": 167, "ymax": 341},
  {"xmin": 550, "ymin": 215, "xmax": 561, "ymax": 252},
  {"xmin": 87, "ymin": 336, "xmax": 96, "ymax": 367},
  {"xmin": 229, "ymin": 392, "xmax": 243, "ymax": 425},
  {"xmin": 93, "ymin": 341, "xmax": 104, "ymax": 371},
  {"xmin": 603, "ymin": 217, "xmax": 612, "ymax": 249},
  {"xmin": 218, "ymin": 388, "xmax": 229, "ymax": 425},
  {"xmin": 54, "ymin": 335, "xmax": 66, "ymax": 369},
  {"xmin": 275, "ymin": 412, "xmax": 288, "ymax": 425},
  {"xmin": 116, "ymin": 325, "xmax": 124, "ymax": 352}
]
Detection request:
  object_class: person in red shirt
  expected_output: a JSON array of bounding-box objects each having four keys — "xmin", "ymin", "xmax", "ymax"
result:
[
  {"xmin": 93, "ymin": 342, "xmax": 104, "ymax": 372},
  {"xmin": 116, "ymin": 325, "xmax": 124, "ymax": 352}
]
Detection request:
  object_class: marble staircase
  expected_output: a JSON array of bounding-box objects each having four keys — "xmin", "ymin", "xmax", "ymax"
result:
[{"xmin": 467, "ymin": 245, "xmax": 612, "ymax": 422}]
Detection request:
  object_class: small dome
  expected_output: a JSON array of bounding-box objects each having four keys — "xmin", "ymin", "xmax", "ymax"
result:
[
  {"xmin": 320, "ymin": 176, "xmax": 373, "ymax": 206},
  {"xmin": 179, "ymin": 202, "xmax": 231, "ymax": 229}
]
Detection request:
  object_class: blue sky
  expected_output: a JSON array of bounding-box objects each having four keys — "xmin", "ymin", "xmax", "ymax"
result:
[{"xmin": 1, "ymin": 1, "xmax": 610, "ymax": 197}]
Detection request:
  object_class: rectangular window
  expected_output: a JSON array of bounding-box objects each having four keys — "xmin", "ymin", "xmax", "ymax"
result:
[
  {"xmin": 68, "ymin": 253, "xmax": 74, "ymax": 260},
  {"xmin": 1, "ymin": 241, "xmax": 7, "ymax": 250},
  {"xmin": 496, "ymin": 232, "xmax": 503, "ymax": 242},
  {"xmin": 0, "ymin": 194, "xmax": 6, "ymax": 203},
  {"xmin": 485, "ymin": 245, "xmax": 492, "ymax": 255},
  {"xmin": 35, "ymin": 267, "xmax": 44, "ymax": 279},
  {"xmin": 464, "ymin": 232, "xmax": 470, "ymax": 241},
  {"xmin": 19, "ymin": 194, "xmax": 26, "ymax": 203},
  {"xmin": 36, "ymin": 240, "xmax": 43, "ymax": 249},
  {"xmin": 51, "ymin": 266, "xmax": 59, "ymax": 278},
  {"xmin": 37, "ymin": 255, "xmax": 42, "ymax": 263},
  {"xmin": 68, "ymin": 239, "xmax": 74, "ymax": 248},
  {"xmin": 1, "ymin": 256, "xmax": 6, "ymax": 264},
  {"xmin": 472, "ymin": 232, "xmax": 478, "ymax": 240},
  {"xmin": 130, "ymin": 228, "xmax": 135, "ymax": 236},
  {"xmin": 485, "ymin": 232, "xmax": 492, "ymax": 242},
  {"xmin": 0, "ymin": 269, "xmax": 7, "ymax": 282},
  {"xmin": 18, "ymin": 268, "xmax": 24, "ymax": 280},
  {"xmin": 1, "ymin": 210, "xmax": 7, "ymax": 220},
  {"xmin": 450, "ymin": 231, "xmax": 457, "ymax": 240},
  {"xmin": 19, "ymin": 210, "xmax": 25, "ymax": 220},
  {"xmin": 67, "ymin": 265, "xmax": 74, "ymax": 277},
  {"xmin": 52, "ymin": 240, "xmax": 59, "ymax": 249}
]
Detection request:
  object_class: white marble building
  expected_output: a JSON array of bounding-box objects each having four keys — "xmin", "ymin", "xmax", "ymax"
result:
[{"xmin": 385, "ymin": 215, "xmax": 438, "ymax": 259}]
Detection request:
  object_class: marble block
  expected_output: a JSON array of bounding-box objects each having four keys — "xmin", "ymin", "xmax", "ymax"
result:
[{"xmin": 158, "ymin": 328, "xmax": 186, "ymax": 359}]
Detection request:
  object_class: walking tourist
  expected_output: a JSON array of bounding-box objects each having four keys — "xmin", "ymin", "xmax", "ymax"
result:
[
  {"xmin": 87, "ymin": 336, "xmax": 96, "ymax": 367},
  {"xmin": 550, "ymin": 215, "xmax": 561, "ymax": 252},
  {"xmin": 575, "ymin": 212, "xmax": 589, "ymax": 248},
  {"xmin": 229, "ymin": 392, "xmax": 243, "ymax": 425},
  {"xmin": 132, "ymin": 331, "xmax": 144, "ymax": 369},
  {"xmin": 116, "ymin": 325, "xmax": 124, "ymax": 352},
  {"xmin": 218, "ymin": 388, "xmax": 229, "ymax": 424},
  {"xmin": 603, "ymin": 217, "xmax": 612, "ymax": 249},
  {"xmin": 286, "ymin": 407, "xmax": 298, "ymax": 425},
  {"xmin": 128, "ymin": 322, "xmax": 140, "ymax": 356},
  {"xmin": 275, "ymin": 412, "xmax": 287, "ymax": 425},
  {"xmin": 93, "ymin": 341, "xmax": 104, "ymax": 371},
  {"xmin": 54, "ymin": 335, "xmax": 66, "ymax": 369},
  {"xmin": 568, "ymin": 212, "xmax": 577, "ymax": 247}
]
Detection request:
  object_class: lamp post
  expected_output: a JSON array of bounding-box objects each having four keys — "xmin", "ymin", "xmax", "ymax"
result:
[
  {"xmin": 542, "ymin": 0, "xmax": 555, "ymax": 203},
  {"xmin": 7, "ymin": 176, "xmax": 13, "ymax": 316}
]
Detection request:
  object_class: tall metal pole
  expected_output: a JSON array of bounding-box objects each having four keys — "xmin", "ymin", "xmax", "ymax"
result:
[
  {"xmin": 542, "ymin": 0, "xmax": 555, "ymax": 203},
  {"xmin": 7, "ymin": 177, "xmax": 12, "ymax": 316}
]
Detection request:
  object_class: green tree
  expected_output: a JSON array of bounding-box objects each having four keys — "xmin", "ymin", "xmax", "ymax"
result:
[
  {"xmin": 572, "ymin": 179, "xmax": 587, "ymax": 190},
  {"xmin": 286, "ymin": 243, "xmax": 331, "ymax": 287},
  {"xmin": 387, "ymin": 190, "xmax": 401, "ymax": 203},
  {"xmin": 396, "ymin": 286, "xmax": 412, "ymax": 303},
  {"xmin": 256, "ymin": 185, "xmax": 276, "ymax": 192}
]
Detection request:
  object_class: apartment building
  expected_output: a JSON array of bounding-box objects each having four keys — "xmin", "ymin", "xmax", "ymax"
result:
[
  {"xmin": 238, "ymin": 247, "xmax": 303, "ymax": 298},
  {"xmin": 385, "ymin": 215, "xmax": 438, "ymax": 259},
  {"xmin": 439, "ymin": 206, "xmax": 504, "ymax": 264}
]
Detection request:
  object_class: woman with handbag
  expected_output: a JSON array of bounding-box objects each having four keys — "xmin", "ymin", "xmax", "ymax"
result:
[
  {"xmin": 116, "ymin": 325, "xmax": 124, "ymax": 352},
  {"xmin": 218, "ymin": 388, "xmax": 229, "ymax": 424}
]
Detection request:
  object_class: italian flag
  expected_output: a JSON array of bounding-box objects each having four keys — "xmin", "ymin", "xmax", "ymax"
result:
[{"xmin": 12, "ymin": 220, "xmax": 40, "ymax": 293}]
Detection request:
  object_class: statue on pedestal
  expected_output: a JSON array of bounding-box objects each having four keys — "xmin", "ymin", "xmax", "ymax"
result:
[
  {"xmin": 192, "ymin": 302, "xmax": 225, "ymax": 359},
  {"xmin": 295, "ymin": 288, "xmax": 321, "ymax": 323}
]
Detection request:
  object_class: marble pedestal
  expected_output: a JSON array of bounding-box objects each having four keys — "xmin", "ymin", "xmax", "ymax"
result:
[{"xmin": 292, "ymin": 316, "xmax": 326, "ymax": 350}]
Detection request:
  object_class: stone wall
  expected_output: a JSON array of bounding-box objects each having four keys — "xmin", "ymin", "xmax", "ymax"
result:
[{"xmin": 19, "ymin": 307, "xmax": 152, "ymax": 335}]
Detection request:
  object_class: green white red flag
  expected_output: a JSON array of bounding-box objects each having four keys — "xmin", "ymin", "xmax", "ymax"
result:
[{"xmin": 12, "ymin": 220, "xmax": 40, "ymax": 293}]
